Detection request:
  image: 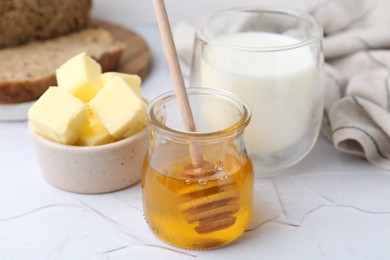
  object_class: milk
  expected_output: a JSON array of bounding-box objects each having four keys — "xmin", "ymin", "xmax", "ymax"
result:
[{"xmin": 197, "ymin": 32, "xmax": 317, "ymax": 156}]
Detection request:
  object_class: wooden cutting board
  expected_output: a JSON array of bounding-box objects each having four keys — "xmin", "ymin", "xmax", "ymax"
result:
[{"xmin": 95, "ymin": 20, "xmax": 152, "ymax": 80}]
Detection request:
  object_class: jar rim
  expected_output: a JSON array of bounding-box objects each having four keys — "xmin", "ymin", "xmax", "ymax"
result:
[
  {"xmin": 147, "ymin": 88, "xmax": 251, "ymax": 141},
  {"xmin": 195, "ymin": 6, "xmax": 323, "ymax": 53}
]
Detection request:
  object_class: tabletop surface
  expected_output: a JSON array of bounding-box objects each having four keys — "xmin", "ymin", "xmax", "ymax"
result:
[{"xmin": 1, "ymin": 1, "xmax": 390, "ymax": 259}]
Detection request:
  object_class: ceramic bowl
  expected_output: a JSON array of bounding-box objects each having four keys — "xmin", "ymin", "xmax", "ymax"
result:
[{"xmin": 29, "ymin": 126, "xmax": 149, "ymax": 194}]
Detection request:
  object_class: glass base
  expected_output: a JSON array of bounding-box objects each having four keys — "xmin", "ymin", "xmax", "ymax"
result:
[{"xmin": 250, "ymin": 126, "xmax": 320, "ymax": 173}]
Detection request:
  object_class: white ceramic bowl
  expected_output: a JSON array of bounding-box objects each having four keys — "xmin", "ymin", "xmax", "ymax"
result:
[{"xmin": 29, "ymin": 127, "xmax": 149, "ymax": 194}]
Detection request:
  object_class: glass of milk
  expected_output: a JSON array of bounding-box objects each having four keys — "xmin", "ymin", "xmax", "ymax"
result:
[{"xmin": 190, "ymin": 7, "xmax": 323, "ymax": 171}]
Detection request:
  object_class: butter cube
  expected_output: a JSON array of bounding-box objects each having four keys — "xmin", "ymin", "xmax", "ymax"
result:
[
  {"xmin": 101, "ymin": 72, "xmax": 142, "ymax": 96},
  {"xmin": 88, "ymin": 77, "xmax": 146, "ymax": 140},
  {"xmin": 56, "ymin": 52, "xmax": 102, "ymax": 103},
  {"xmin": 28, "ymin": 87, "xmax": 88, "ymax": 144},
  {"xmin": 75, "ymin": 109, "xmax": 114, "ymax": 146}
]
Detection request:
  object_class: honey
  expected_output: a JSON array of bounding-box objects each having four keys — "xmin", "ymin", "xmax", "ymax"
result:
[
  {"xmin": 142, "ymin": 88, "xmax": 253, "ymax": 250},
  {"xmin": 142, "ymin": 154, "xmax": 253, "ymax": 250}
]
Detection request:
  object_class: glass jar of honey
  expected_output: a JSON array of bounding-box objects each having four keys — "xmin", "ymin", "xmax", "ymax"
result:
[{"xmin": 142, "ymin": 88, "xmax": 254, "ymax": 250}]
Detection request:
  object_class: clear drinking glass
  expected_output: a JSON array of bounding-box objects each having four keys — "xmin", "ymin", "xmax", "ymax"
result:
[
  {"xmin": 142, "ymin": 88, "xmax": 253, "ymax": 250},
  {"xmin": 190, "ymin": 7, "xmax": 324, "ymax": 171}
]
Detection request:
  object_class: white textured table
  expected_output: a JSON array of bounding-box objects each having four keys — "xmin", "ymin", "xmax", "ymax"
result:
[{"xmin": 2, "ymin": 1, "xmax": 390, "ymax": 259}]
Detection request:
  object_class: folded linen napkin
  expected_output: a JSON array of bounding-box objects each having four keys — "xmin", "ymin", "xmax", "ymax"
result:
[{"xmin": 173, "ymin": 0, "xmax": 390, "ymax": 170}]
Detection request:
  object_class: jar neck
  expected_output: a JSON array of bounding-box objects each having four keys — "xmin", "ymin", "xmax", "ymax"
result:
[{"xmin": 147, "ymin": 88, "xmax": 251, "ymax": 143}]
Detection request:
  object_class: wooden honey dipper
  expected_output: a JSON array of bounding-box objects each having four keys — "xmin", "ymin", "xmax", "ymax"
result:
[
  {"xmin": 153, "ymin": 0, "xmax": 240, "ymax": 234},
  {"xmin": 175, "ymin": 162, "xmax": 240, "ymax": 234}
]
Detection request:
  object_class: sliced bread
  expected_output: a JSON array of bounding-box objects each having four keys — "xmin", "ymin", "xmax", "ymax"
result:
[
  {"xmin": 0, "ymin": 0, "xmax": 92, "ymax": 48},
  {"xmin": 0, "ymin": 27, "xmax": 126, "ymax": 104}
]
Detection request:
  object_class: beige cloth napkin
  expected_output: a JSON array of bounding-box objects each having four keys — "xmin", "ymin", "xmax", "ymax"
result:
[{"xmin": 174, "ymin": 0, "xmax": 390, "ymax": 170}]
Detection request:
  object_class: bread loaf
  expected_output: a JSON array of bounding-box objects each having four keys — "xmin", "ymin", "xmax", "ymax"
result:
[
  {"xmin": 0, "ymin": 28, "xmax": 126, "ymax": 104},
  {"xmin": 0, "ymin": 0, "xmax": 92, "ymax": 48}
]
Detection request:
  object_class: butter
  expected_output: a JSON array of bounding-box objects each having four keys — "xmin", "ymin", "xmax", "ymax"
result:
[
  {"xmin": 56, "ymin": 52, "xmax": 102, "ymax": 103},
  {"xmin": 75, "ymin": 109, "xmax": 114, "ymax": 146},
  {"xmin": 31, "ymin": 53, "xmax": 145, "ymax": 146},
  {"xmin": 28, "ymin": 87, "xmax": 88, "ymax": 145},
  {"xmin": 101, "ymin": 72, "xmax": 142, "ymax": 97},
  {"xmin": 88, "ymin": 77, "xmax": 146, "ymax": 140}
]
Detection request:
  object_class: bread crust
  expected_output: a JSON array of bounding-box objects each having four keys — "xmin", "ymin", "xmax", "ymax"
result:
[
  {"xmin": 0, "ymin": 48, "xmax": 125, "ymax": 104},
  {"xmin": 0, "ymin": 75, "xmax": 56, "ymax": 104},
  {"xmin": 0, "ymin": 29, "xmax": 126, "ymax": 104}
]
